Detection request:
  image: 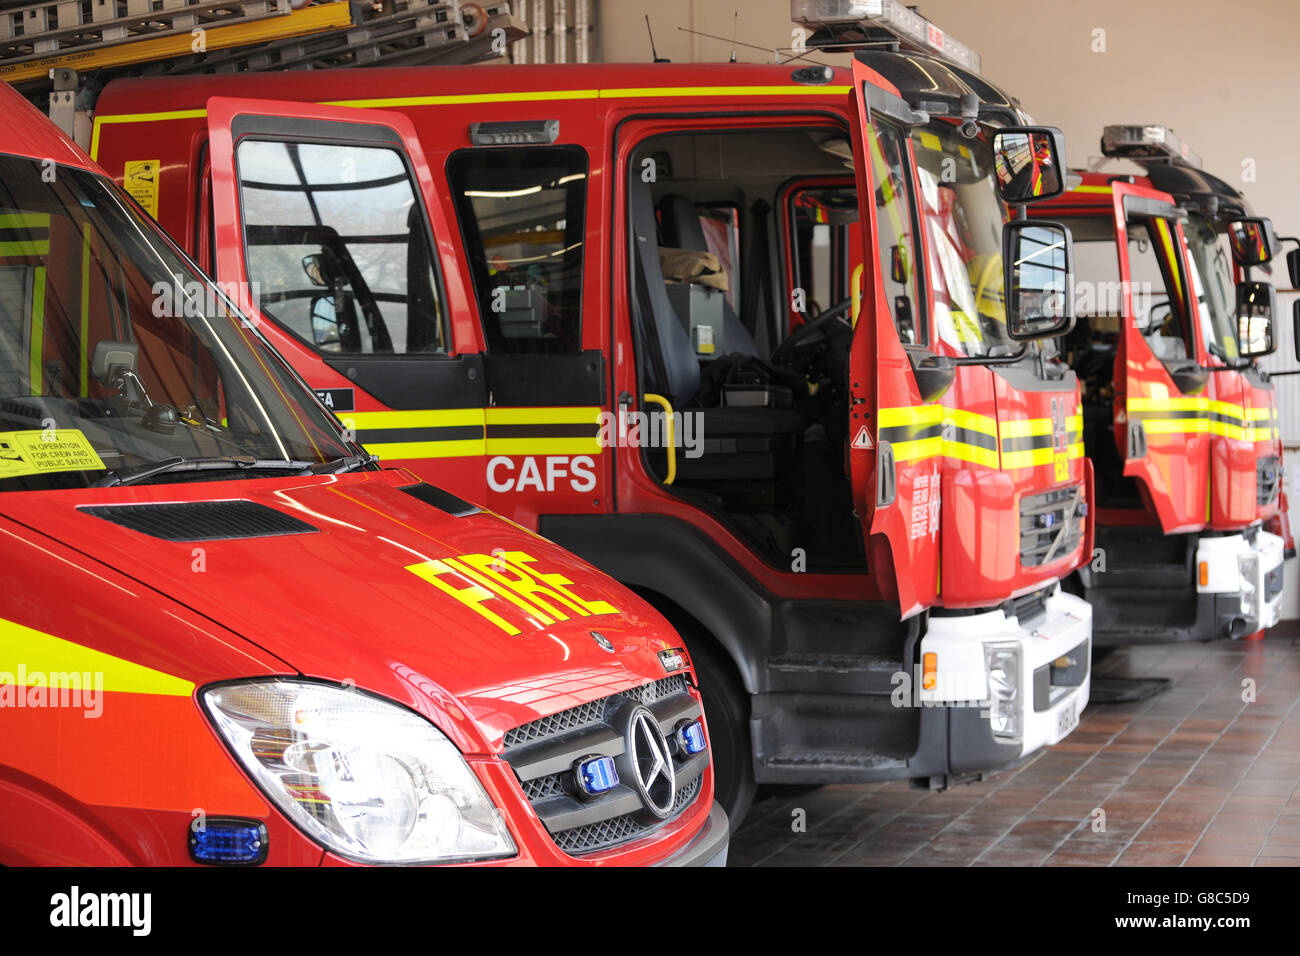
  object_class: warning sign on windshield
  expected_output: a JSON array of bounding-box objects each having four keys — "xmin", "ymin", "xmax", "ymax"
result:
[{"xmin": 0, "ymin": 429, "xmax": 104, "ymax": 480}]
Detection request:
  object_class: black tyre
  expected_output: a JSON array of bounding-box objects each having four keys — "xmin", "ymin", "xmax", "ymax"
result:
[{"xmin": 682, "ymin": 635, "xmax": 756, "ymax": 832}]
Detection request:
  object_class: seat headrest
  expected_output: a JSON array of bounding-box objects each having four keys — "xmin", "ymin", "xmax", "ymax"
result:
[{"xmin": 659, "ymin": 194, "xmax": 709, "ymax": 253}]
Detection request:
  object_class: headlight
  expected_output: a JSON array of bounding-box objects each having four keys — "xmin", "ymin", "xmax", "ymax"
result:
[
  {"xmin": 984, "ymin": 643, "xmax": 1022, "ymax": 741},
  {"xmin": 202, "ymin": 680, "xmax": 516, "ymax": 864},
  {"xmin": 1238, "ymin": 554, "xmax": 1260, "ymax": 616}
]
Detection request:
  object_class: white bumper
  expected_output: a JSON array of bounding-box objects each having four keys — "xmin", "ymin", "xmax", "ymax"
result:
[
  {"xmin": 1197, "ymin": 530, "xmax": 1285, "ymax": 631},
  {"xmin": 920, "ymin": 589, "xmax": 1092, "ymax": 758}
]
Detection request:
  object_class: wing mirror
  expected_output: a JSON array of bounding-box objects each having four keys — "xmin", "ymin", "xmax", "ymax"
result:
[
  {"xmin": 1236, "ymin": 280, "xmax": 1277, "ymax": 358},
  {"xmin": 1228, "ymin": 218, "xmax": 1276, "ymax": 267},
  {"xmin": 1003, "ymin": 219, "xmax": 1075, "ymax": 341},
  {"xmin": 992, "ymin": 127, "xmax": 1067, "ymax": 204}
]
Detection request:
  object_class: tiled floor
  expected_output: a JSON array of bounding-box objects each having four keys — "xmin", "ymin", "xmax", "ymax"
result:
[{"xmin": 730, "ymin": 623, "xmax": 1300, "ymax": 866}]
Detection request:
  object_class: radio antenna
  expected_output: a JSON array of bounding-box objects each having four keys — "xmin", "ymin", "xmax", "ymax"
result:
[
  {"xmin": 645, "ymin": 15, "xmax": 669, "ymax": 62},
  {"xmin": 729, "ymin": 11, "xmax": 739, "ymax": 62}
]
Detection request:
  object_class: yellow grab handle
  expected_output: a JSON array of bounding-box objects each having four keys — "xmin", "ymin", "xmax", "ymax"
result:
[
  {"xmin": 850, "ymin": 263, "xmax": 864, "ymax": 329},
  {"xmin": 642, "ymin": 393, "xmax": 676, "ymax": 486}
]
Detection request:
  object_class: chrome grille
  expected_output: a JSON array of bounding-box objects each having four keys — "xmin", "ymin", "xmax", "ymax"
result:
[
  {"xmin": 502, "ymin": 674, "xmax": 706, "ymax": 857},
  {"xmin": 1020, "ymin": 485, "xmax": 1086, "ymax": 566},
  {"xmin": 551, "ymin": 777, "xmax": 702, "ymax": 854}
]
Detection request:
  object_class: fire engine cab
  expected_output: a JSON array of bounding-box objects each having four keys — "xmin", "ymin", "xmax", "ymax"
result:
[
  {"xmin": 1044, "ymin": 124, "xmax": 1287, "ymax": 643},
  {"xmin": 89, "ymin": 2, "xmax": 1094, "ymax": 827}
]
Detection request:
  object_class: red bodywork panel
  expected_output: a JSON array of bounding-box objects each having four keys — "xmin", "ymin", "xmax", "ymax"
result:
[{"xmin": 90, "ymin": 62, "xmax": 1088, "ymax": 618}]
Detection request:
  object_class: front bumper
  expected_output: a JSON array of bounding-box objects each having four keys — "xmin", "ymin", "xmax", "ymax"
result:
[
  {"xmin": 1197, "ymin": 530, "xmax": 1285, "ymax": 635},
  {"xmin": 921, "ymin": 588, "xmax": 1092, "ymax": 761}
]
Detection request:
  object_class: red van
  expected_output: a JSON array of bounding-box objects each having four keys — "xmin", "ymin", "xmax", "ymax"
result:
[{"xmin": 0, "ymin": 81, "xmax": 727, "ymax": 867}]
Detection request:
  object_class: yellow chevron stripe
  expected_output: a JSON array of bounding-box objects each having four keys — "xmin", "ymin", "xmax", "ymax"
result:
[{"xmin": 0, "ymin": 618, "xmax": 193, "ymax": 696}]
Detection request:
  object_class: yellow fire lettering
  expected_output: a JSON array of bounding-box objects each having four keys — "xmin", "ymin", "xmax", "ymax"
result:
[{"xmin": 405, "ymin": 559, "xmax": 522, "ymax": 635}]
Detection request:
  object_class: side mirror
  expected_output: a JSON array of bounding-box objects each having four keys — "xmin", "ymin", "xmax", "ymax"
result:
[
  {"xmin": 1227, "ymin": 218, "xmax": 1276, "ymax": 267},
  {"xmin": 1235, "ymin": 280, "xmax": 1277, "ymax": 358},
  {"xmin": 1292, "ymin": 299, "xmax": 1300, "ymax": 363},
  {"xmin": 1003, "ymin": 219, "xmax": 1075, "ymax": 341},
  {"xmin": 992, "ymin": 127, "xmax": 1067, "ymax": 204},
  {"xmin": 310, "ymin": 296, "xmax": 341, "ymax": 349},
  {"xmin": 303, "ymin": 253, "xmax": 330, "ymax": 287},
  {"xmin": 1286, "ymin": 247, "xmax": 1300, "ymax": 288}
]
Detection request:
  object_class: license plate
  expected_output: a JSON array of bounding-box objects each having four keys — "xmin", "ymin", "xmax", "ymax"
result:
[{"xmin": 1056, "ymin": 701, "xmax": 1078, "ymax": 739}]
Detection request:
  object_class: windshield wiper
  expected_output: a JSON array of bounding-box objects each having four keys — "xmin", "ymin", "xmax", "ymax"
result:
[
  {"xmin": 94, "ymin": 455, "xmax": 317, "ymax": 487},
  {"xmin": 312, "ymin": 453, "xmax": 379, "ymax": 475}
]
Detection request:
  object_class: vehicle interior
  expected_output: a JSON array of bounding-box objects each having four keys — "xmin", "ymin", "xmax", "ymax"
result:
[
  {"xmin": 1060, "ymin": 214, "xmax": 1195, "ymax": 508},
  {"xmin": 627, "ymin": 126, "xmax": 867, "ymax": 571}
]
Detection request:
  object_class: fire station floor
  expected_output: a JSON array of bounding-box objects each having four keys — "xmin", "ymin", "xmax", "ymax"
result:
[{"xmin": 730, "ymin": 623, "xmax": 1300, "ymax": 867}]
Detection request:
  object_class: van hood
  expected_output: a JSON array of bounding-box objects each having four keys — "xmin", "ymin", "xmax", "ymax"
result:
[{"xmin": 0, "ymin": 470, "xmax": 684, "ymax": 752}]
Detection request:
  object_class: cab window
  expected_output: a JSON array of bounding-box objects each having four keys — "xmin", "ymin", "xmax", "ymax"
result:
[
  {"xmin": 235, "ymin": 140, "xmax": 447, "ymax": 355},
  {"xmin": 866, "ymin": 123, "xmax": 925, "ymax": 344},
  {"xmin": 911, "ymin": 124, "xmax": 1011, "ymax": 358},
  {"xmin": 1127, "ymin": 218, "xmax": 1194, "ymax": 362},
  {"xmin": 446, "ymin": 146, "xmax": 588, "ymax": 355}
]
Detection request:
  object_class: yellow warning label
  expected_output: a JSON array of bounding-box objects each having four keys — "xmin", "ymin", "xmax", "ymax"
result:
[
  {"xmin": 123, "ymin": 160, "xmax": 160, "ymax": 219},
  {"xmin": 0, "ymin": 429, "xmax": 104, "ymax": 480}
]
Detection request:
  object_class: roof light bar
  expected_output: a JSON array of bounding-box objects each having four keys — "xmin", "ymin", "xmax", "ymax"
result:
[
  {"xmin": 1100, "ymin": 125, "xmax": 1202, "ymax": 170},
  {"xmin": 791, "ymin": 0, "xmax": 981, "ymax": 75}
]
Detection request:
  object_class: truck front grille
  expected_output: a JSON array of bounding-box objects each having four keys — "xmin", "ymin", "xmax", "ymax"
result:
[
  {"xmin": 1019, "ymin": 485, "xmax": 1086, "ymax": 567},
  {"xmin": 501, "ymin": 675, "xmax": 707, "ymax": 857},
  {"xmin": 1257, "ymin": 456, "xmax": 1281, "ymax": 507}
]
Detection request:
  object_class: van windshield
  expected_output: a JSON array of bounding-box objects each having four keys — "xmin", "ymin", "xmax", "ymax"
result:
[{"xmin": 0, "ymin": 154, "xmax": 353, "ymax": 492}]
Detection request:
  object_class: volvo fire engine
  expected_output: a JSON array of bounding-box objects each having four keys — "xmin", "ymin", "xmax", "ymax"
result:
[{"xmin": 1044, "ymin": 124, "xmax": 1287, "ymax": 644}]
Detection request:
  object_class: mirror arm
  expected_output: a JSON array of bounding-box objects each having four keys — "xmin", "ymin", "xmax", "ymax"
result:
[{"xmin": 949, "ymin": 343, "xmax": 1030, "ymax": 367}]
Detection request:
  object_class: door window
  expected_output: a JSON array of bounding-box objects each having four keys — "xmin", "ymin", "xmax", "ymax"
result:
[
  {"xmin": 446, "ymin": 146, "xmax": 588, "ymax": 355},
  {"xmin": 235, "ymin": 140, "xmax": 447, "ymax": 355},
  {"xmin": 866, "ymin": 123, "xmax": 925, "ymax": 344},
  {"xmin": 1126, "ymin": 218, "xmax": 1194, "ymax": 363}
]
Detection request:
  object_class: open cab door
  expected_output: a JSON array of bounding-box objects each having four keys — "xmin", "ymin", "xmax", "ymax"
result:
[
  {"xmin": 1110, "ymin": 181, "xmax": 1211, "ymax": 533},
  {"xmin": 848, "ymin": 59, "xmax": 944, "ymax": 618},
  {"xmin": 204, "ymin": 96, "xmax": 489, "ymax": 503}
]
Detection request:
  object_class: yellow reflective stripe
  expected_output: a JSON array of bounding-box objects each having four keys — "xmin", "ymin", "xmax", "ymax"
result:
[
  {"xmin": 345, "ymin": 409, "xmax": 483, "ymax": 429},
  {"xmin": 1000, "ymin": 417, "xmax": 1052, "ymax": 438},
  {"xmin": 1142, "ymin": 418, "xmax": 1210, "ymax": 435},
  {"xmin": 1127, "ymin": 397, "xmax": 1208, "ymax": 411},
  {"xmin": 1068, "ymin": 442, "xmax": 1085, "ymax": 459},
  {"xmin": 0, "ymin": 618, "xmax": 193, "ymax": 696},
  {"xmin": 0, "ymin": 213, "xmax": 50, "ymax": 228},
  {"xmin": 80, "ymin": 224, "xmax": 91, "ymax": 397},
  {"xmin": 328, "ymin": 90, "xmax": 598, "ymax": 109},
  {"xmin": 363, "ymin": 440, "xmax": 485, "ymax": 460},
  {"xmin": 1002, "ymin": 447, "xmax": 1055, "ymax": 468},
  {"xmin": 1204, "ymin": 400, "xmax": 1245, "ymax": 419},
  {"xmin": 485, "ymin": 407, "xmax": 600, "ymax": 425},
  {"xmin": 597, "ymin": 85, "xmax": 852, "ymax": 99},
  {"xmin": 1247, "ymin": 407, "xmax": 1273, "ymax": 421},
  {"xmin": 1153, "ymin": 218, "xmax": 1184, "ymax": 304},
  {"xmin": 89, "ymin": 108, "xmax": 208, "ymax": 160},
  {"xmin": 1208, "ymin": 421, "xmax": 1249, "ymax": 441},
  {"xmin": 879, "ymin": 404, "xmax": 944, "ymax": 427},
  {"xmin": 0, "ymin": 241, "xmax": 48, "ymax": 256},
  {"xmin": 486, "ymin": 437, "xmax": 602, "ymax": 455},
  {"xmin": 1071, "ymin": 185, "xmax": 1113, "ymax": 194},
  {"xmin": 891, "ymin": 437, "xmax": 942, "ymax": 462},
  {"xmin": 941, "ymin": 407, "xmax": 998, "ymax": 436},
  {"xmin": 1067, "ymin": 414, "xmax": 1083, "ymax": 432},
  {"xmin": 28, "ymin": 266, "xmax": 45, "ymax": 396},
  {"xmin": 941, "ymin": 439, "xmax": 998, "ymax": 468}
]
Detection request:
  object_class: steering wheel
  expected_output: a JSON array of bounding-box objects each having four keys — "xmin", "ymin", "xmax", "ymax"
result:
[{"xmin": 771, "ymin": 298, "xmax": 853, "ymax": 368}]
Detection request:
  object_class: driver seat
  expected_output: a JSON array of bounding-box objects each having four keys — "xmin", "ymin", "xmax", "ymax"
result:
[{"xmin": 629, "ymin": 179, "xmax": 806, "ymax": 495}]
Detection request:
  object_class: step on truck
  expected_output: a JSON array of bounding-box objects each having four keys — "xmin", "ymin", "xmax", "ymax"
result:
[
  {"xmin": 0, "ymin": 79, "xmax": 729, "ymax": 866},
  {"xmin": 1043, "ymin": 124, "xmax": 1287, "ymax": 644},
  {"xmin": 89, "ymin": 2, "xmax": 1094, "ymax": 828}
]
